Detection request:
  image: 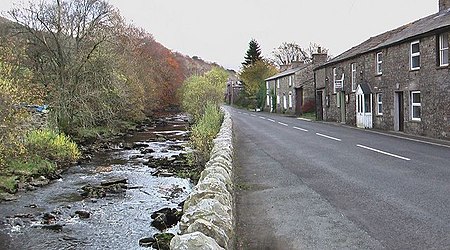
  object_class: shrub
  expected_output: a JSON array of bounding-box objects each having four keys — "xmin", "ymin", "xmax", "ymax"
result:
[
  {"xmin": 25, "ymin": 129, "xmax": 80, "ymax": 164},
  {"xmin": 7, "ymin": 157, "xmax": 56, "ymax": 176},
  {"xmin": 189, "ymin": 103, "xmax": 223, "ymax": 166}
]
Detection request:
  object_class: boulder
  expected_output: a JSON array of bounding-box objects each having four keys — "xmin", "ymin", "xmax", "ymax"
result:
[
  {"xmin": 170, "ymin": 232, "xmax": 224, "ymax": 250},
  {"xmin": 180, "ymin": 199, "xmax": 232, "ymax": 236},
  {"xmin": 184, "ymin": 189, "xmax": 232, "ymax": 209},
  {"xmin": 151, "ymin": 208, "xmax": 182, "ymax": 231},
  {"xmin": 186, "ymin": 219, "xmax": 230, "ymax": 249}
]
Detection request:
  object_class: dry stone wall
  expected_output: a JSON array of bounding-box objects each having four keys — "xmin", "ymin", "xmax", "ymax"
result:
[{"xmin": 170, "ymin": 107, "xmax": 233, "ymax": 250}]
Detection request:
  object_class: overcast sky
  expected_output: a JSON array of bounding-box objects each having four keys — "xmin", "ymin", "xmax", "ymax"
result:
[{"xmin": 0, "ymin": 0, "xmax": 438, "ymax": 71}]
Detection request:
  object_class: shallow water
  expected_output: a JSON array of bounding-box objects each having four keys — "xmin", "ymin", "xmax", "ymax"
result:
[{"xmin": 0, "ymin": 114, "xmax": 192, "ymax": 250}]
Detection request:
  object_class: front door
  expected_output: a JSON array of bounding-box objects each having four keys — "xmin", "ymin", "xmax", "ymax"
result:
[
  {"xmin": 316, "ymin": 91, "xmax": 323, "ymax": 120},
  {"xmin": 339, "ymin": 91, "xmax": 346, "ymax": 123},
  {"xmin": 394, "ymin": 92, "xmax": 404, "ymax": 131},
  {"xmin": 295, "ymin": 87, "xmax": 303, "ymax": 115},
  {"xmin": 356, "ymin": 85, "xmax": 373, "ymax": 128}
]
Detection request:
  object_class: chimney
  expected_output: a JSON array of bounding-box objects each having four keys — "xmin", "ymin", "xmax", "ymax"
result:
[
  {"xmin": 312, "ymin": 52, "xmax": 328, "ymax": 66},
  {"xmin": 290, "ymin": 61, "xmax": 304, "ymax": 69},
  {"xmin": 439, "ymin": 0, "xmax": 450, "ymax": 11}
]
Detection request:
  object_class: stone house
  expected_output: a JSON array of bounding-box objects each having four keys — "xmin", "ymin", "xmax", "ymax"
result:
[
  {"xmin": 314, "ymin": 0, "xmax": 450, "ymax": 140},
  {"xmin": 265, "ymin": 52, "xmax": 327, "ymax": 115}
]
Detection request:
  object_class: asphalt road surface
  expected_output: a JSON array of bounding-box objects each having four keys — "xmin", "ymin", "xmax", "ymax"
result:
[{"xmin": 231, "ymin": 107, "xmax": 450, "ymax": 250}]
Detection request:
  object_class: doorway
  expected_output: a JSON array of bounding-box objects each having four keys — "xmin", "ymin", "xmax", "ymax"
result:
[
  {"xmin": 295, "ymin": 87, "xmax": 303, "ymax": 115},
  {"xmin": 394, "ymin": 92, "xmax": 404, "ymax": 131},
  {"xmin": 316, "ymin": 91, "xmax": 323, "ymax": 120}
]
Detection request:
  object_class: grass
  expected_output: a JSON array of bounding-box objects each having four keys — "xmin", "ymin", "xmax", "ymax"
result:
[
  {"xmin": 0, "ymin": 175, "xmax": 17, "ymax": 193},
  {"xmin": 7, "ymin": 157, "xmax": 56, "ymax": 176},
  {"xmin": 298, "ymin": 112, "xmax": 316, "ymax": 121}
]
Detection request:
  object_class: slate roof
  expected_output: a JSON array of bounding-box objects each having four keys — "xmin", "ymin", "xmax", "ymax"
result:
[
  {"xmin": 317, "ymin": 8, "xmax": 450, "ymax": 69},
  {"xmin": 265, "ymin": 64, "xmax": 309, "ymax": 81}
]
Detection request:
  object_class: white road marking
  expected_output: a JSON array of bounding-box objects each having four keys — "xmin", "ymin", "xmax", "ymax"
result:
[
  {"xmin": 259, "ymin": 116, "xmax": 266, "ymax": 120},
  {"xmin": 268, "ymin": 119, "xmax": 276, "ymax": 122},
  {"xmin": 297, "ymin": 117, "xmax": 312, "ymax": 122},
  {"xmin": 278, "ymin": 122, "xmax": 288, "ymax": 126},
  {"xmin": 243, "ymin": 113, "xmax": 249, "ymax": 116},
  {"xmin": 238, "ymin": 111, "xmax": 242, "ymax": 114},
  {"xmin": 356, "ymin": 144, "xmax": 411, "ymax": 161},
  {"xmin": 316, "ymin": 133, "xmax": 342, "ymax": 141},
  {"xmin": 293, "ymin": 126, "xmax": 309, "ymax": 132},
  {"xmin": 250, "ymin": 114, "xmax": 257, "ymax": 117}
]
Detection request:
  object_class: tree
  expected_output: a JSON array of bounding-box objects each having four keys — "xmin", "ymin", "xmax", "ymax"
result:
[
  {"xmin": 180, "ymin": 67, "xmax": 228, "ymax": 121},
  {"xmin": 239, "ymin": 60, "xmax": 277, "ymax": 109},
  {"xmin": 272, "ymin": 42, "xmax": 307, "ymax": 67},
  {"xmin": 242, "ymin": 39, "xmax": 262, "ymax": 67},
  {"xmin": 271, "ymin": 42, "xmax": 330, "ymax": 67}
]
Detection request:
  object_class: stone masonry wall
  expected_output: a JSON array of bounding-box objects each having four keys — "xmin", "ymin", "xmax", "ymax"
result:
[{"xmin": 170, "ymin": 107, "xmax": 234, "ymax": 250}]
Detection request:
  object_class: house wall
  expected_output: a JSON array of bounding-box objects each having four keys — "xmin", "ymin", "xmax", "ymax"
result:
[{"xmin": 317, "ymin": 31, "xmax": 450, "ymax": 140}]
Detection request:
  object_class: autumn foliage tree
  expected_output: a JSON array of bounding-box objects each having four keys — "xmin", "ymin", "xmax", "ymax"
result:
[{"xmin": 239, "ymin": 60, "xmax": 277, "ymax": 109}]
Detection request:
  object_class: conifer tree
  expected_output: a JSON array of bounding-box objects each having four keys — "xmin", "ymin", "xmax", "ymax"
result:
[{"xmin": 242, "ymin": 39, "xmax": 262, "ymax": 67}]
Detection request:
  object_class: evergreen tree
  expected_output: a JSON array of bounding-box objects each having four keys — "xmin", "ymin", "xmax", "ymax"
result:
[{"xmin": 242, "ymin": 39, "xmax": 262, "ymax": 67}]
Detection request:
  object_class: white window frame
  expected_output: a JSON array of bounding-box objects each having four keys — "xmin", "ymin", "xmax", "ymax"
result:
[
  {"xmin": 439, "ymin": 34, "xmax": 449, "ymax": 66},
  {"xmin": 277, "ymin": 79, "xmax": 280, "ymax": 88},
  {"xmin": 283, "ymin": 94, "xmax": 287, "ymax": 109},
  {"xmin": 410, "ymin": 41, "xmax": 420, "ymax": 70},
  {"xmin": 288, "ymin": 75, "xmax": 293, "ymax": 87},
  {"xmin": 411, "ymin": 91, "xmax": 421, "ymax": 121},
  {"xmin": 277, "ymin": 95, "xmax": 280, "ymax": 104},
  {"xmin": 376, "ymin": 52, "xmax": 382, "ymax": 75},
  {"xmin": 288, "ymin": 92, "xmax": 293, "ymax": 108},
  {"xmin": 351, "ymin": 63, "xmax": 357, "ymax": 92},
  {"xmin": 376, "ymin": 93, "xmax": 383, "ymax": 115},
  {"xmin": 333, "ymin": 67, "xmax": 337, "ymax": 94}
]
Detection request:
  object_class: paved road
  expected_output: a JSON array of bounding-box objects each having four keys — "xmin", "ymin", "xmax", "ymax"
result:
[{"xmin": 231, "ymin": 107, "xmax": 450, "ymax": 250}]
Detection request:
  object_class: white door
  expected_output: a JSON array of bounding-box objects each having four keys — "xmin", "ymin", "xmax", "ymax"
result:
[{"xmin": 356, "ymin": 85, "xmax": 373, "ymax": 128}]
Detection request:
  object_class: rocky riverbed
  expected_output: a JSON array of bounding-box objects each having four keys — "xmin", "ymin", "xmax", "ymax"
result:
[{"xmin": 0, "ymin": 114, "xmax": 193, "ymax": 250}]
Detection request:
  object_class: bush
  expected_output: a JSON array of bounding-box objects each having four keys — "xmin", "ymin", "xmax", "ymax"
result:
[
  {"xmin": 7, "ymin": 157, "xmax": 56, "ymax": 176},
  {"xmin": 25, "ymin": 129, "xmax": 80, "ymax": 164},
  {"xmin": 189, "ymin": 103, "xmax": 223, "ymax": 166}
]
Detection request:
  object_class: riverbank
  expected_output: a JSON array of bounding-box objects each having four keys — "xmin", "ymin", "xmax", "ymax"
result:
[{"xmin": 0, "ymin": 113, "xmax": 196, "ymax": 249}]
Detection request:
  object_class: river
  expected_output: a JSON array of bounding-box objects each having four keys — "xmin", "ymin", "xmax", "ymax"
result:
[{"xmin": 0, "ymin": 114, "xmax": 193, "ymax": 250}]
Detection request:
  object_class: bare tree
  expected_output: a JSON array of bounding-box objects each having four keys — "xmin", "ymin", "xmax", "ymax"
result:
[
  {"xmin": 9, "ymin": 0, "xmax": 123, "ymax": 131},
  {"xmin": 272, "ymin": 42, "xmax": 331, "ymax": 67},
  {"xmin": 271, "ymin": 42, "xmax": 307, "ymax": 67}
]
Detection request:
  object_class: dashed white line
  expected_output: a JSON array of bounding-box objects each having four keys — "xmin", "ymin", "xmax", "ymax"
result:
[
  {"xmin": 316, "ymin": 133, "xmax": 342, "ymax": 141},
  {"xmin": 250, "ymin": 114, "xmax": 257, "ymax": 117},
  {"xmin": 268, "ymin": 119, "xmax": 276, "ymax": 123},
  {"xmin": 278, "ymin": 122, "xmax": 288, "ymax": 126},
  {"xmin": 293, "ymin": 126, "xmax": 309, "ymax": 132},
  {"xmin": 356, "ymin": 144, "xmax": 411, "ymax": 161},
  {"xmin": 259, "ymin": 116, "xmax": 266, "ymax": 120},
  {"xmin": 237, "ymin": 111, "xmax": 242, "ymax": 114},
  {"xmin": 243, "ymin": 113, "xmax": 249, "ymax": 116}
]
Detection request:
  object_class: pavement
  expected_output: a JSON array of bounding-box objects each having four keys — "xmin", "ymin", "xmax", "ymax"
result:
[{"xmin": 231, "ymin": 107, "xmax": 450, "ymax": 250}]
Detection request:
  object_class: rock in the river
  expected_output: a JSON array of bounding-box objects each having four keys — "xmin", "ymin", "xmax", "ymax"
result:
[
  {"xmin": 153, "ymin": 233, "xmax": 174, "ymax": 250},
  {"xmin": 30, "ymin": 176, "xmax": 49, "ymax": 187},
  {"xmin": 132, "ymin": 142, "xmax": 148, "ymax": 149},
  {"xmin": 139, "ymin": 237, "xmax": 156, "ymax": 247},
  {"xmin": 41, "ymin": 223, "xmax": 64, "ymax": 231},
  {"xmin": 42, "ymin": 213, "xmax": 56, "ymax": 224},
  {"xmin": 75, "ymin": 210, "xmax": 90, "ymax": 219},
  {"xmin": 100, "ymin": 177, "xmax": 128, "ymax": 186},
  {"xmin": 140, "ymin": 148, "xmax": 155, "ymax": 154},
  {"xmin": 151, "ymin": 208, "xmax": 182, "ymax": 231}
]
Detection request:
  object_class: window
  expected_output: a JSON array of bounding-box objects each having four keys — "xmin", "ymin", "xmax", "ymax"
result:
[
  {"xmin": 288, "ymin": 92, "xmax": 293, "ymax": 108},
  {"xmin": 277, "ymin": 79, "xmax": 280, "ymax": 88},
  {"xmin": 266, "ymin": 95, "xmax": 270, "ymax": 106},
  {"xmin": 333, "ymin": 67, "xmax": 337, "ymax": 93},
  {"xmin": 376, "ymin": 93, "xmax": 383, "ymax": 115},
  {"xmin": 288, "ymin": 75, "xmax": 293, "ymax": 87},
  {"xmin": 351, "ymin": 63, "xmax": 357, "ymax": 92},
  {"xmin": 411, "ymin": 91, "xmax": 421, "ymax": 121},
  {"xmin": 277, "ymin": 95, "xmax": 280, "ymax": 104},
  {"xmin": 410, "ymin": 41, "xmax": 420, "ymax": 70},
  {"xmin": 376, "ymin": 52, "xmax": 383, "ymax": 74},
  {"xmin": 283, "ymin": 94, "xmax": 287, "ymax": 109},
  {"xmin": 439, "ymin": 34, "xmax": 449, "ymax": 66}
]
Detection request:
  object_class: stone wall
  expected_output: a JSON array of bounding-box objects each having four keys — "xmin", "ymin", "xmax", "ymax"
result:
[{"xmin": 170, "ymin": 107, "xmax": 234, "ymax": 250}]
